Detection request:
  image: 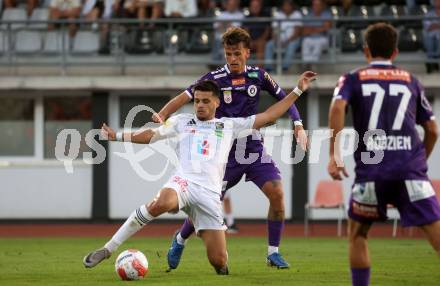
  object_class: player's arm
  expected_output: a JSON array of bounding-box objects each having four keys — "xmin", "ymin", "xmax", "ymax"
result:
[
  {"xmin": 152, "ymin": 92, "xmax": 191, "ymax": 123},
  {"xmin": 253, "ymin": 71, "xmax": 317, "ymax": 129},
  {"xmin": 101, "ymin": 123, "xmax": 158, "ymax": 144},
  {"xmin": 328, "ymin": 99, "xmax": 349, "ymax": 180},
  {"xmin": 415, "ymin": 78, "xmax": 438, "ymax": 159},
  {"xmin": 421, "ymin": 119, "xmax": 438, "ymax": 159},
  {"xmin": 263, "ymin": 70, "xmax": 308, "ymax": 150}
]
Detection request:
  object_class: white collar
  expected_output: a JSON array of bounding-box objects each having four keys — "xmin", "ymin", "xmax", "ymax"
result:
[
  {"xmin": 370, "ymin": 60, "xmax": 392, "ymax": 66},
  {"xmin": 224, "ymin": 64, "xmax": 230, "ymax": 74},
  {"xmin": 224, "ymin": 64, "xmax": 247, "ymax": 74},
  {"xmin": 195, "ymin": 114, "xmax": 216, "ymax": 123}
]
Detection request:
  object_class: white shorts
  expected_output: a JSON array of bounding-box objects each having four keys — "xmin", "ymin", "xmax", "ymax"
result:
[{"xmin": 164, "ymin": 175, "xmax": 227, "ymax": 234}]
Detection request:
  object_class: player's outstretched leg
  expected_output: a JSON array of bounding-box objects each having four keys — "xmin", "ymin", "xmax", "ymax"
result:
[
  {"xmin": 167, "ymin": 217, "xmax": 195, "ymax": 270},
  {"xmin": 83, "ymin": 204, "xmax": 154, "ymax": 268},
  {"xmin": 83, "ymin": 247, "xmax": 111, "ymax": 268},
  {"xmin": 261, "ymin": 180, "xmax": 290, "ymax": 269},
  {"xmin": 84, "ymin": 188, "xmax": 178, "ymax": 269}
]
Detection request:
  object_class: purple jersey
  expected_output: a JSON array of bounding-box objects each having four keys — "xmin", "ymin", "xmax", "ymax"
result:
[
  {"xmin": 185, "ymin": 64, "xmax": 302, "ymax": 165},
  {"xmin": 334, "ymin": 61, "xmax": 435, "ymax": 182}
]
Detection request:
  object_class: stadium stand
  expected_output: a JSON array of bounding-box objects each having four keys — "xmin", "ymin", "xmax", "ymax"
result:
[
  {"xmin": 15, "ymin": 29, "xmax": 42, "ymax": 53},
  {"xmin": 0, "ymin": 0, "xmax": 436, "ymax": 75},
  {"xmin": 42, "ymin": 30, "xmax": 67, "ymax": 54},
  {"xmin": 72, "ymin": 30, "xmax": 100, "ymax": 54},
  {"xmin": 30, "ymin": 7, "xmax": 50, "ymax": 29},
  {"xmin": 2, "ymin": 7, "xmax": 27, "ymax": 30}
]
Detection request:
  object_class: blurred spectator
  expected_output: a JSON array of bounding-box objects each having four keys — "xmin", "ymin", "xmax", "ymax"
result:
[
  {"xmin": 197, "ymin": 0, "xmax": 215, "ymax": 17},
  {"xmin": 404, "ymin": 0, "xmax": 434, "ymax": 11},
  {"xmin": 4, "ymin": 0, "xmax": 38, "ymax": 16},
  {"xmin": 49, "ymin": 0, "xmax": 82, "ymax": 37},
  {"xmin": 123, "ymin": 0, "xmax": 164, "ymax": 27},
  {"xmin": 324, "ymin": 0, "xmax": 351, "ymax": 14},
  {"xmin": 82, "ymin": 0, "xmax": 120, "ymax": 54},
  {"xmin": 212, "ymin": 0, "xmax": 244, "ymax": 63},
  {"xmin": 164, "ymin": 0, "xmax": 198, "ymax": 17},
  {"xmin": 243, "ymin": 0, "xmax": 270, "ymax": 66},
  {"xmin": 423, "ymin": 0, "xmax": 440, "ymax": 73},
  {"xmin": 301, "ymin": 0, "xmax": 331, "ymax": 63},
  {"xmin": 82, "ymin": 0, "xmax": 119, "ymax": 23},
  {"xmin": 264, "ymin": 0, "xmax": 302, "ymax": 72}
]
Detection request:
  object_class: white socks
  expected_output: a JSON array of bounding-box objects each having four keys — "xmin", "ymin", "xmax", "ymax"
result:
[
  {"xmin": 268, "ymin": 246, "xmax": 279, "ymax": 256},
  {"xmin": 224, "ymin": 213, "xmax": 234, "ymax": 227},
  {"xmin": 104, "ymin": 205, "xmax": 155, "ymax": 253},
  {"xmin": 176, "ymin": 232, "xmax": 186, "ymax": 245}
]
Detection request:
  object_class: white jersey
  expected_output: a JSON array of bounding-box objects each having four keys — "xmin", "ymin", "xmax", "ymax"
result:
[{"xmin": 153, "ymin": 113, "xmax": 255, "ymax": 194}]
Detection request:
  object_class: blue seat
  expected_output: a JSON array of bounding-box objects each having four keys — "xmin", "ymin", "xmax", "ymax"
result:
[
  {"xmin": 352, "ymin": 0, "xmax": 382, "ymax": 5},
  {"xmin": 124, "ymin": 28, "xmax": 156, "ymax": 54},
  {"xmin": 184, "ymin": 26, "xmax": 213, "ymax": 54},
  {"xmin": 398, "ymin": 28, "xmax": 423, "ymax": 52},
  {"xmin": 346, "ymin": 5, "xmax": 375, "ymax": 28},
  {"xmin": 341, "ymin": 28, "xmax": 363, "ymax": 53},
  {"xmin": 380, "ymin": 5, "xmax": 407, "ymax": 26}
]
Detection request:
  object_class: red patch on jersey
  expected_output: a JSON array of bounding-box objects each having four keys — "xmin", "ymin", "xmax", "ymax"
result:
[
  {"xmin": 117, "ymin": 267, "xmax": 129, "ymax": 280},
  {"xmin": 232, "ymin": 77, "xmax": 245, "ymax": 85},
  {"xmin": 132, "ymin": 259, "xmax": 147, "ymax": 278}
]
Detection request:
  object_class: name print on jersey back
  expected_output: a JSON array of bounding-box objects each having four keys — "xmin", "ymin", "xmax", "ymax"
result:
[{"xmin": 334, "ymin": 63, "xmax": 435, "ymax": 182}]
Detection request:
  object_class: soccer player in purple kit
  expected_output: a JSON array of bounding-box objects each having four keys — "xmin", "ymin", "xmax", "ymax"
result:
[
  {"xmin": 328, "ymin": 23, "xmax": 440, "ymax": 286},
  {"xmin": 152, "ymin": 27, "xmax": 308, "ymax": 270}
]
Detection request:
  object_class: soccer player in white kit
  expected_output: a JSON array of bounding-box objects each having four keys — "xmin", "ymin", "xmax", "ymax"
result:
[{"xmin": 83, "ymin": 73, "xmax": 316, "ymax": 274}]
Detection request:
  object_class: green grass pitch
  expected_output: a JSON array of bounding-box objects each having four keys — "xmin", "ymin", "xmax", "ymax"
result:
[{"xmin": 0, "ymin": 237, "xmax": 438, "ymax": 285}]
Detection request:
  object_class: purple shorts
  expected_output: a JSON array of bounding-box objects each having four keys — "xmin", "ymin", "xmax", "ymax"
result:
[
  {"xmin": 222, "ymin": 159, "xmax": 281, "ymax": 193},
  {"xmin": 348, "ymin": 180, "xmax": 440, "ymax": 227}
]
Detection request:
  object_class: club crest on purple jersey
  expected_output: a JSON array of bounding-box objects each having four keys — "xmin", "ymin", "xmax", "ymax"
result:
[
  {"xmin": 248, "ymin": 85, "xmax": 257, "ymax": 97},
  {"xmin": 223, "ymin": 90, "xmax": 232, "ymax": 104}
]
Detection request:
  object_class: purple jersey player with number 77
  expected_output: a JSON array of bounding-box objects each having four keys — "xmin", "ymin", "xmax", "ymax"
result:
[{"xmin": 328, "ymin": 23, "xmax": 440, "ymax": 286}]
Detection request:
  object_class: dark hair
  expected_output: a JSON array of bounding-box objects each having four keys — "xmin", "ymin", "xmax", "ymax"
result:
[
  {"xmin": 193, "ymin": 80, "xmax": 221, "ymax": 98},
  {"xmin": 364, "ymin": 22, "xmax": 398, "ymax": 59},
  {"xmin": 222, "ymin": 27, "xmax": 251, "ymax": 49}
]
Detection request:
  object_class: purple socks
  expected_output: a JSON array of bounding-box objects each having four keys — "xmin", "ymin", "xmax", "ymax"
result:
[
  {"xmin": 351, "ymin": 268, "xmax": 370, "ymax": 286},
  {"xmin": 267, "ymin": 220, "xmax": 284, "ymax": 247},
  {"xmin": 179, "ymin": 218, "xmax": 195, "ymax": 239}
]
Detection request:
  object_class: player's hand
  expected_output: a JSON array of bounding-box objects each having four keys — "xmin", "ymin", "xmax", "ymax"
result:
[
  {"xmin": 101, "ymin": 123, "xmax": 116, "ymax": 141},
  {"xmin": 294, "ymin": 125, "xmax": 308, "ymax": 151},
  {"xmin": 327, "ymin": 157, "xmax": 349, "ymax": 180},
  {"xmin": 151, "ymin": 112, "xmax": 166, "ymax": 123},
  {"xmin": 297, "ymin": 71, "xmax": 317, "ymax": 92}
]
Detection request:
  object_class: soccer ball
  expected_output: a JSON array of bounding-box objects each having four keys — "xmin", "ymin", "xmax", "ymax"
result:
[{"xmin": 115, "ymin": 249, "xmax": 148, "ymax": 280}]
